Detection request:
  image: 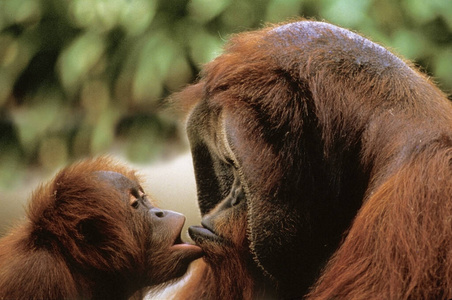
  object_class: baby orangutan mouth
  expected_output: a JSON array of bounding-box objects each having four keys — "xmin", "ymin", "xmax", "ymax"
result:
[{"xmin": 170, "ymin": 215, "xmax": 205, "ymax": 253}]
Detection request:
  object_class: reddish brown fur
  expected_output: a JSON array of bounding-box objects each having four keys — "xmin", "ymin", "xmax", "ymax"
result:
[
  {"xmin": 0, "ymin": 158, "xmax": 140, "ymax": 299},
  {"xmin": 175, "ymin": 205, "xmax": 256, "ymax": 300},
  {"xmin": 308, "ymin": 144, "xmax": 452, "ymax": 299},
  {"xmin": 0, "ymin": 157, "xmax": 202, "ymax": 299},
  {"xmin": 175, "ymin": 20, "xmax": 452, "ymax": 299}
]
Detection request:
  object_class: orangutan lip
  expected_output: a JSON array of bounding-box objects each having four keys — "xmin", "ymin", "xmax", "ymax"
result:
[
  {"xmin": 171, "ymin": 218, "xmax": 186, "ymax": 245},
  {"xmin": 170, "ymin": 233, "xmax": 203, "ymax": 254},
  {"xmin": 170, "ymin": 223, "xmax": 204, "ymax": 256},
  {"xmin": 201, "ymin": 220, "xmax": 215, "ymax": 232},
  {"xmin": 188, "ymin": 223, "xmax": 222, "ymax": 242}
]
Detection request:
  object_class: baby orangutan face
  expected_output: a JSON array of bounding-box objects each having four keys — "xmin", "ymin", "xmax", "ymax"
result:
[
  {"xmin": 95, "ymin": 170, "xmax": 204, "ymax": 285},
  {"xmin": 0, "ymin": 158, "xmax": 203, "ymax": 300}
]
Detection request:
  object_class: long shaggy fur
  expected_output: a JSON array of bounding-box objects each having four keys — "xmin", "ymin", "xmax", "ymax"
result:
[
  {"xmin": 0, "ymin": 157, "xmax": 202, "ymax": 299},
  {"xmin": 308, "ymin": 144, "xmax": 452, "ymax": 299},
  {"xmin": 176, "ymin": 20, "xmax": 452, "ymax": 298}
]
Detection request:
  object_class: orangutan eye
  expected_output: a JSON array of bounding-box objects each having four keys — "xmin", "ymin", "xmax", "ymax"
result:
[
  {"xmin": 131, "ymin": 200, "xmax": 139, "ymax": 208},
  {"xmin": 129, "ymin": 190, "xmax": 140, "ymax": 208},
  {"xmin": 129, "ymin": 187, "xmax": 148, "ymax": 208}
]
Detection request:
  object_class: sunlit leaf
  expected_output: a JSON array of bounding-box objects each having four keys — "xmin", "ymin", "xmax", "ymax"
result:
[
  {"xmin": 58, "ymin": 32, "xmax": 105, "ymax": 93},
  {"xmin": 0, "ymin": 71, "xmax": 13, "ymax": 107},
  {"xmin": 0, "ymin": 34, "xmax": 38, "ymax": 106},
  {"xmin": 164, "ymin": 55, "xmax": 193, "ymax": 91},
  {"xmin": 72, "ymin": 125, "xmax": 92, "ymax": 158},
  {"xmin": 38, "ymin": 136, "xmax": 68, "ymax": 171},
  {"xmin": 81, "ymin": 80, "xmax": 110, "ymax": 118},
  {"xmin": 123, "ymin": 118, "xmax": 164, "ymax": 163},
  {"xmin": 391, "ymin": 29, "xmax": 426, "ymax": 60},
  {"xmin": 188, "ymin": 28, "xmax": 224, "ymax": 66},
  {"xmin": 221, "ymin": 0, "xmax": 256, "ymax": 29},
  {"xmin": 0, "ymin": 148, "xmax": 23, "ymax": 190},
  {"xmin": 1, "ymin": 0, "xmax": 41, "ymax": 26},
  {"xmin": 266, "ymin": 0, "xmax": 303, "ymax": 23},
  {"xmin": 71, "ymin": 0, "xmax": 120, "ymax": 31},
  {"xmin": 321, "ymin": 0, "xmax": 371, "ymax": 27},
  {"xmin": 188, "ymin": 0, "xmax": 231, "ymax": 23},
  {"xmin": 70, "ymin": 0, "xmax": 98, "ymax": 29},
  {"xmin": 431, "ymin": 0, "xmax": 452, "ymax": 31},
  {"xmin": 120, "ymin": 0, "xmax": 157, "ymax": 36},
  {"xmin": 434, "ymin": 49, "xmax": 452, "ymax": 90},
  {"xmin": 0, "ymin": 35, "xmax": 19, "ymax": 67},
  {"xmin": 11, "ymin": 96, "xmax": 61, "ymax": 155},
  {"xmin": 90, "ymin": 108, "xmax": 119, "ymax": 153},
  {"xmin": 0, "ymin": 0, "xmax": 451, "ymax": 175},
  {"xmin": 132, "ymin": 32, "xmax": 178, "ymax": 103},
  {"xmin": 402, "ymin": 0, "xmax": 436, "ymax": 24},
  {"xmin": 133, "ymin": 64, "xmax": 163, "ymax": 104}
]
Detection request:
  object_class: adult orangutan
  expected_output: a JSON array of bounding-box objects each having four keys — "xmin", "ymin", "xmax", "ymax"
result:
[
  {"xmin": 174, "ymin": 21, "xmax": 452, "ymax": 299},
  {"xmin": 0, "ymin": 157, "xmax": 203, "ymax": 299}
]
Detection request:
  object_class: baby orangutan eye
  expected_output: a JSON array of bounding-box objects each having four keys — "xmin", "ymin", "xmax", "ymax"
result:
[
  {"xmin": 129, "ymin": 191, "xmax": 140, "ymax": 208},
  {"xmin": 129, "ymin": 188, "xmax": 148, "ymax": 208}
]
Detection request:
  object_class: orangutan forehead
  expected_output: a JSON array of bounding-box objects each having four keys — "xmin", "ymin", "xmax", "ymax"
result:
[
  {"xmin": 269, "ymin": 21, "xmax": 405, "ymax": 68},
  {"xmin": 94, "ymin": 171, "xmax": 140, "ymax": 192},
  {"xmin": 187, "ymin": 102, "xmax": 230, "ymax": 162},
  {"xmin": 271, "ymin": 21, "xmax": 375, "ymax": 48},
  {"xmin": 271, "ymin": 21, "xmax": 370, "ymax": 43}
]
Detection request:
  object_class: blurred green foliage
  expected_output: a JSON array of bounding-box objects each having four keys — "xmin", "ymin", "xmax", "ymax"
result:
[{"xmin": 0, "ymin": 0, "xmax": 451, "ymax": 188}]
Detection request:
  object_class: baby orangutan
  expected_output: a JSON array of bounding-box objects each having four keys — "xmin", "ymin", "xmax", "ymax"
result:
[{"xmin": 0, "ymin": 157, "xmax": 203, "ymax": 299}]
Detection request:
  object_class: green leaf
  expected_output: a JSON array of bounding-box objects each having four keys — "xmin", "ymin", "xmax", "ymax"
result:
[
  {"xmin": 57, "ymin": 32, "xmax": 105, "ymax": 93},
  {"xmin": 188, "ymin": 0, "xmax": 231, "ymax": 23}
]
